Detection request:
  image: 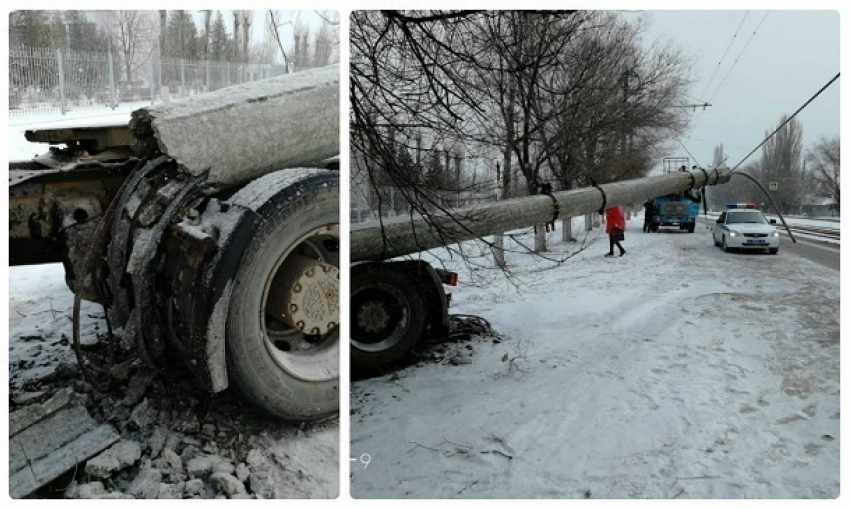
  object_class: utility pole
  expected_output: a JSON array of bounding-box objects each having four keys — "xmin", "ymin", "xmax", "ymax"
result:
[{"xmin": 351, "ymin": 168, "xmax": 732, "ymax": 262}]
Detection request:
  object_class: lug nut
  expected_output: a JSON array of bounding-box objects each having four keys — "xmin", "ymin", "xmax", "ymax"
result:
[
  {"xmin": 293, "ymin": 284, "xmax": 301, "ymax": 293},
  {"xmin": 289, "ymin": 304, "xmax": 298, "ymax": 312},
  {"xmin": 311, "ymin": 327, "xmax": 320, "ymax": 334},
  {"xmin": 306, "ymin": 268, "xmax": 314, "ymax": 277},
  {"xmin": 327, "ymin": 322, "xmax": 336, "ymax": 329},
  {"xmin": 296, "ymin": 321, "xmax": 305, "ymax": 330}
]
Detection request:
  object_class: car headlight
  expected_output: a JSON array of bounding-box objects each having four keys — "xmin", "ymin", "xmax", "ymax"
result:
[
  {"xmin": 728, "ymin": 231, "xmax": 740, "ymax": 237},
  {"xmin": 772, "ymin": 231, "xmax": 780, "ymax": 238}
]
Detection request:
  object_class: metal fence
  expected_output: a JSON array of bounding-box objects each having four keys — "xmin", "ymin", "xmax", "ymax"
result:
[
  {"xmin": 350, "ymin": 183, "xmax": 500, "ymax": 224},
  {"xmin": 9, "ymin": 45, "xmax": 286, "ymax": 117}
]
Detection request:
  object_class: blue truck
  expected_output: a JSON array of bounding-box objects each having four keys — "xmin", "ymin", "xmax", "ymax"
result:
[{"xmin": 646, "ymin": 157, "xmax": 702, "ymax": 233}]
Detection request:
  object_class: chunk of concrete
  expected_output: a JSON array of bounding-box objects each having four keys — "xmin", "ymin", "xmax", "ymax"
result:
[{"xmin": 84, "ymin": 440, "xmax": 142, "ymax": 478}]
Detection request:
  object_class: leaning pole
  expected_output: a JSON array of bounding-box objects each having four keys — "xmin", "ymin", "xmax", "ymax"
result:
[{"xmin": 351, "ymin": 167, "xmax": 731, "ymax": 262}]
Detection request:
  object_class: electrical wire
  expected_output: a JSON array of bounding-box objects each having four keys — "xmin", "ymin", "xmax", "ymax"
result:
[
  {"xmin": 699, "ymin": 11, "xmax": 750, "ymax": 101},
  {"xmin": 729, "ymin": 72, "xmax": 840, "ymax": 173},
  {"xmin": 707, "ymin": 12, "xmax": 770, "ymax": 104},
  {"xmin": 687, "ymin": 12, "xmax": 749, "ymax": 135},
  {"xmin": 675, "ymin": 138, "xmax": 703, "ymax": 169}
]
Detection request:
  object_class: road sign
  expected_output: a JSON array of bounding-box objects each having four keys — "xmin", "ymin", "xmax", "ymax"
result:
[{"xmin": 769, "ymin": 181, "xmax": 779, "ymax": 191}]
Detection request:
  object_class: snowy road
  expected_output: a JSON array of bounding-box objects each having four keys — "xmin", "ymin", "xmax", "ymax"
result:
[
  {"xmin": 695, "ymin": 217, "xmax": 840, "ymax": 271},
  {"xmin": 350, "ymin": 217, "xmax": 839, "ymax": 499}
]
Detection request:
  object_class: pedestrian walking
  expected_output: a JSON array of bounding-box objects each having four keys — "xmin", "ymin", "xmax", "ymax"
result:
[
  {"xmin": 643, "ymin": 199, "xmax": 654, "ymax": 232},
  {"xmin": 604, "ymin": 206, "xmax": 626, "ymax": 257}
]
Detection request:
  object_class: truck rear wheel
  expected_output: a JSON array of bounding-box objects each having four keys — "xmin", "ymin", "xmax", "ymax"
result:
[
  {"xmin": 225, "ymin": 171, "xmax": 339, "ymax": 422},
  {"xmin": 350, "ymin": 265, "xmax": 427, "ymax": 374}
]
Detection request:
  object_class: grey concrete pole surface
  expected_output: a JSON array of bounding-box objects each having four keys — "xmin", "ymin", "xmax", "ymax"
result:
[
  {"xmin": 129, "ymin": 65, "xmax": 339, "ymax": 189},
  {"xmin": 351, "ymin": 168, "xmax": 730, "ymax": 262}
]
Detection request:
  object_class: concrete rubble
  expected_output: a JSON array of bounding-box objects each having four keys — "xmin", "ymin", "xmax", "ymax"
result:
[
  {"xmin": 9, "ymin": 324, "xmax": 338, "ymax": 499},
  {"xmin": 10, "ymin": 389, "xmax": 119, "ymax": 498}
]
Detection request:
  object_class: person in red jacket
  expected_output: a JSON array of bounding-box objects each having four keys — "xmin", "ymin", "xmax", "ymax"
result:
[{"xmin": 604, "ymin": 206, "xmax": 626, "ymax": 257}]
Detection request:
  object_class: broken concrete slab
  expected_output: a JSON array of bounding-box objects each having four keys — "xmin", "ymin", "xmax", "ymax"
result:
[
  {"xmin": 10, "ymin": 400, "xmax": 119, "ymax": 498},
  {"xmin": 9, "ymin": 387, "xmax": 72, "ymax": 436}
]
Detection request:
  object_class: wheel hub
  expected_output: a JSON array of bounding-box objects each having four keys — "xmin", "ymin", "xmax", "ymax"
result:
[
  {"xmin": 357, "ymin": 301, "xmax": 391, "ymax": 332},
  {"xmin": 269, "ymin": 254, "xmax": 339, "ymax": 336}
]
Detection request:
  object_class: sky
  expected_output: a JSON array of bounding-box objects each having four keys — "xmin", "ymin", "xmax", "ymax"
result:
[{"xmin": 633, "ymin": 10, "xmax": 840, "ymax": 171}]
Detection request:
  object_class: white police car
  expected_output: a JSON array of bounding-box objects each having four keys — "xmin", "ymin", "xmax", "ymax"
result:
[{"xmin": 712, "ymin": 204, "xmax": 780, "ymax": 254}]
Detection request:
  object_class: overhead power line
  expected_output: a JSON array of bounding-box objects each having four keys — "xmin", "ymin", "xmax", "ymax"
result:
[
  {"xmin": 707, "ymin": 11, "xmax": 770, "ymax": 104},
  {"xmin": 687, "ymin": 11, "xmax": 749, "ymax": 134},
  {"xmin": 730, "ymin": 72, "xmax": 840, "ymax": 173},
  {"xmin": 699, "ymin": 11, "xmax": 749, "ymax": 101},
  {"xmin": 689, "ymin": 11, "xmax": 769, "ymax": 137}
]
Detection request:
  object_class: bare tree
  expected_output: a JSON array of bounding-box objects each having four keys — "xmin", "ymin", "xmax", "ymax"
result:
[
  {"xmin": 351, "ymin": 11, "xmax": 693, "ymax": 269},
  {"xmin": 760, "ymin": 115, "xmax": 805, "ymax": 214},
  {"xmin": 159, "ymin": 10, "xmax": 167, "ymax": 51},
  {"xmin": 109, "ymin": 10, "xmax": 157, "ymax": 85},
  {"xmin": 232, "ymin": 11, "xmax": 241, "ymax": 60},
  {"xmin": 313, "ymin": 18, "xmax": 336, "ymax": 67},
  {"xmin": 806, "ymin": 136, "xmax": 839, "ymax": 209},
  {"xmin": 268, "ymin": 11, "xmax": 293, "ymax": 72},
  {"xmin": 201, "ymin": 10, "xmax": 212, "ymax": 60},
  {"xmin": 240, "ymin": 10, "xmax": 251, "ymax": 64}
]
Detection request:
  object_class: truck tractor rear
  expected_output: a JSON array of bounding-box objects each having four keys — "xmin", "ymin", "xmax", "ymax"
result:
[{"xmin": 9, "ymin": 65, "xmax": 340, "ymax": 422}]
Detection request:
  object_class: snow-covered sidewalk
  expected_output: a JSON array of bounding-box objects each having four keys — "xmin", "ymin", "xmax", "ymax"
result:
[{"xmin": 350, "ymin": 218, "xmax": 839, "ymax": 498}]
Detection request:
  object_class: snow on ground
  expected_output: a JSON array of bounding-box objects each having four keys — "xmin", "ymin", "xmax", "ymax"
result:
[
  {"xmin": 764, "ymin": 215, "xmax": 840, "ymax": 228},
  {"xmin": 350, "ymin": 216, "xmax": 839, "ymax": 499},
  {"xmin": 9, "ymin": 104, "xmax": 144, "ymax": 162},
  {"xmin": 8, "ymin": 263, "xmax": 338, "ymax": 499}
]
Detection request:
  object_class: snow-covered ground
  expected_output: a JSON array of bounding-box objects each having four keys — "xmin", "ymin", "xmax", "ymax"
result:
[
  {"xmin": 9, "ymin": 105, "xmax": 142, "ymax": 162},
  {"xmin": 350, "ymin": 217, "xmax": 840, "ymax": 499}
]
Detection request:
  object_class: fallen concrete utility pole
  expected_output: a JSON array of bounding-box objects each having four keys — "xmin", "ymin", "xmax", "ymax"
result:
[
  {"xmin": 351, "ymin": 167, "xmax": 730, "ymax": 261},
  {"xmin": 129, "ymin": 64, "xmax": 339, "ymax": 190}
]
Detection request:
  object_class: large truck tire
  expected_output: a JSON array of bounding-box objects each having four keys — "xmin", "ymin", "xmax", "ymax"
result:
[
  {"xmin": 225, "ymin": 170, "xmax": 339, "ymax": 422},
  {"xmin": 350, "ymin": 264, "xmax": 428, "ymax": 374}
]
